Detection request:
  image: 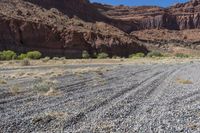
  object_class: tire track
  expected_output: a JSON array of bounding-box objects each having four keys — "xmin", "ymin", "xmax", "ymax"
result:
[
  {"xmin": 63, "ymin": 65, "xmax": 180, "ymax": 132},
  {"xmin": 62, "ymin": 70, "xmax": 165, "ymax": 129},
  {"xmin": 1, "ymin": 63, "xmax": 180, "ymax": 132},
  {"xmin": 0, "ymin": 64, "xmax": 152, "ymax": 132}
]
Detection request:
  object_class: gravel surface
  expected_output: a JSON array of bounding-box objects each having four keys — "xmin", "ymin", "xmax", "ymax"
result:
[{"xmin": 1, "ymin": 62, "xmax": 200, "ymax": 132}]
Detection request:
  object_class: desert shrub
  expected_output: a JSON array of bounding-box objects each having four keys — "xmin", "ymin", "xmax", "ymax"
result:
[
  {"xmin": 34, "ymin": 80, "xmax": 58, "ymax": 94},
  {"xmin": 112, "ymin": 55, "xmax": 121, "ymax": 59},
  {"xmin": 42, "ymin": 57, "xmax": 50, "ymax": 63},
  {"xmin": 60, "ymin": 57, "xmax": 66, "ymax": 60},
  {"xmin": 92, "ymin": 52, "xmax": 97, "ymax": 58},
  {"xmin": 0, "ymin": 79, "xmax": 7, "ymax": 84},
  {"xmin": 175, "ymin": 53, "xmax": 189, "ymax": 58},
  {"xmin": 34, "ymin": 81, "xmax": 50, "ymax": 93},
  {"xmin": 82, "ymin": 50, "xmax": 90, "ymax": 59},
  {"xmin": 52, "ymin": 57, "xmax": 60, "ymax": 60},
  {"xmin": 21, "ymin": 58, "xmax": 30, "ymax": 66},
  {"xmin": 147, "ymin": 51, "xmax": 163, "ymax": 57},
  {"xmin": 129, "ymin": 53, "xmax": 145, "ymax": 58},
  {"xmin": 18, "ymin": 53, "xmax": 27, "ymax": 60},
  {"xmin": 135, "ymin": 53, "xmax": 145, "ymax": 57},
  {"xmin": 27, "ymin": 51, "xmax": 42, "ymax": 59},
  {"xmin": 10, "ymin": 86, "xmax": 21, "ymax": 95},
  {"xmin": 0, "ymin": 50, "xmax": 17, "ymax": 60},
  {"xmin": 97, "ymin": 52, "xmax": 109, "ymax": 59},
  {"xmin": 0, "ymin": 52, "xmax": 3, "ymax": 60}
]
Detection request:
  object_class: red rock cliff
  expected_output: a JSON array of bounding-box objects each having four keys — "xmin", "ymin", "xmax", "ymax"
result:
[{"xmin": 0, "ymin": 0, "xmax": 147, "ymax": 58}]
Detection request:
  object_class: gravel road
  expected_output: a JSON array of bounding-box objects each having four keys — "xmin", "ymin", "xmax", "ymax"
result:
[{"xmin": 1, "ymin": 61, "xmax": 200, "ymax": 133}]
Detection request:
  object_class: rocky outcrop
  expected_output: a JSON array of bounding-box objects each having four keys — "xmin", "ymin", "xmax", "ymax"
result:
[
  {"xmin": 2, "ymin": 0, "xmax": 200, "ymax": 57},
  {"xmin": 0, "ymin": 0, "xmax": 147, "ymax": 58},
  {"xmin": 25, "ymin": 0, "xmax": 109, "ymax": 22},
  {"xmin": 138, "ymin": 13, "xmax": 179, "ymax": 30},
  {"xmin": 93, "ymin": 0, "xmax": 200, "ymax": 31}
]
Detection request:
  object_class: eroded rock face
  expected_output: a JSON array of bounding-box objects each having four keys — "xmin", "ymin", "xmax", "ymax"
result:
[
  {"xmin": 0, "ymin": 0, "xmax": 147, "ymax": 58},
  {"xmin": 24, "ymin": 0, "xmax": 200, "ymax": 33},
  {"xmin": 25, "ymin": 0, "xmax": 108, "ymax": 22},
  {"xmin": 94, "ymin": 0, "xmax": 200, "ymax": 31},
  {"xmin": 2, "ymin": 0, "xmax": 200, "ymax": 57}
]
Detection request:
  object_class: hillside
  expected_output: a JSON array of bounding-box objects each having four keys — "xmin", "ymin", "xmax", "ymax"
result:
[
  {"xmin": 0, "ymin": 0, "xmax": 147, "ymax": 58},
  {"xmin": 1, "ymin": 0, "xmax": 200, "ymax": 57}
]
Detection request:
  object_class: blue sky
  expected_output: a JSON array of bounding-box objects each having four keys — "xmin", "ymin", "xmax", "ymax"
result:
[{"xmin": 90, "ymin": 0, "xmax": 188, "ymax": 7}]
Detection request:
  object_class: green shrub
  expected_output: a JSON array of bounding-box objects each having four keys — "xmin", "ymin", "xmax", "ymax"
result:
[
  {"xmin": 34, "ymin": 80, "xmax": 57, "ymax": 94},
  {"xmin": 18, "ymin": 53, "xmax": 27, "ymax": 60},
  {"xmin": 147, "ymin": 51, "xmax": 163, "ymax": 57},
  {"xmin": 92, "ymin": 52, "xmax": 98, "ymax": 58},
  {"xmin": 97, "ymin": 52, "xmax": 109, "ymax": 59},
  {"xmin": 82, "ymin": 50, "xmax": 90, "ymax": 59},
  {"xmin": 0, "ymin": 52, "xmax": 3, "ymax": 60},
  {"xmin": 129, "ymin": 53, "xmax": 145, "ymax": 58},
  {"xmin": 0, "ymin": 50, "xmax": 17, "ymax": 60},
  {"xmin": 175, "ymin": 53, "xmax": 189, "ymax": 58},
  {"xmin": 34, "ymin": 81, "xmax": 50, "ymax": 93},
  {"xmin": 27, "ymin": 51, "xmax": 42, "ymax": 59}
]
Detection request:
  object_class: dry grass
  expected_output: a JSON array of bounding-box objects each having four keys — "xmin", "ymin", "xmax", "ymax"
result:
[
  {"xmin": 0, "ymin": 58, "xmax": 200, "ymax": 69},
  {"xmin": 41, "ymin": 57, "xmax": 50, "ymax": 63},
  {"xmin": 2, "ymin": 68, "xmax": 65, "ymax": 80},
  {"xmin": 18, "ymin": 72, "xmax": 25, "ymax": 77},
  {"xmin": 21, "ymin": 59, "xmax": 30, "ymax": 66},
  {"xmin": 34, "ymin": 79, "xmax": 60, "ymax": 96},
  {"xmin": 32, "ymin": 111, "xmax": 68, "ymax": 124},
  {"xmin": 93, "ymin": 121, "xmax": 115, "ymax": 132},
  {"xmin": 44, "ymin": 87, "xmax": 60, "ymax": 96},
  {"xmin": 70, "ymin": 67, "xmax": 110, "ymax": 75},
  {"xmin": 9, "ymin": 85, "xmax": 21, "ymax": 95},
  {"xmin": 0, "ymin": 79, "xmax": 7, "ymax": 84},
  {"xmin": 93, "ymin": 77, "xmax": 106, "ymax": 86},
  {"xmin": 45, "ymin": 111, "xmax": 68, "ymax": 119},
  {"xmin": 176, "ymin": 78, "xmax": 193, "ymax": 84}
]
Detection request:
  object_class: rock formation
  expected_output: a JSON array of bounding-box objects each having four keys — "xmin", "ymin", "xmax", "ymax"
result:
[
  {"xmin": 93, "ymin": 0, "xmax": 200, "ymax": 31},
  {"xmin": 1, "ymin": 0, "xmax": 200, "ymax": 57},
  {"xmin": 0, "ymin": 0, "xmax": 147, "ymax": 58},
  {"xmin": 92, "ymin": 0, "xmax": 200, "ymax": 52}
]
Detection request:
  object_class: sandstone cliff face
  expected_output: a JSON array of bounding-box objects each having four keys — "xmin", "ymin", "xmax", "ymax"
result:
[
  {"xmin": 91, "ymin": 0, "xmax": 200, "ymax": 54},
  {"xmin": 138, "ymin": 14, "xmax": 178, "ymax": 30},
  {"xmin": 26, "ymin": 0, "xmax": 109, "ymax": 22},
  {"xmin": 94, "ymin": 0, "xmax": 200, "ymax": 31},
  {"xmin": 1, "ymin": 0, "xmax": 200, "ymax": 57},
  {"xmin": 0, "ymin": 0, "xmax": 147, "ymax": 58},
  {"xmin": 26, "ymin": 0, "xmax": 136, "ymax": 33}
]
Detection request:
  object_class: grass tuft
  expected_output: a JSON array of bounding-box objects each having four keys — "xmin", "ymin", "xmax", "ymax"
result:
[
  {"xmin": 9, "ymin": 85, "xmax": 21, "ymax": 95},
  {"xmin": 0, "ymin": 79, "xmax": 7, "ymax": 84},
  {"xmin": 175, "ymin": 53, "xmax": 189, "ymax": 58},
  {"xmin": 176, "ymin": 78, "xmax": 193, "ymax": 84},
  {"xmin": 21, "ymin": 58, "xmax": 30, "ymax": 66},
  {"xmin": 34, "ymin": 79, "xmax": 59, "ymax": 96}
]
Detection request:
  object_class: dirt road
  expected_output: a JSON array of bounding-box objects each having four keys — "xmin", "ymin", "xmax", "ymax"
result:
[{"xmin": 0, "ymin": 61, "xmax": 200, "ymax": 132}]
